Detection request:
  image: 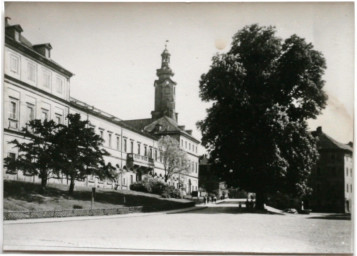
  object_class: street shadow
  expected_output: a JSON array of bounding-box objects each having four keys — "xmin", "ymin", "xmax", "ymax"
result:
[
  {"xmin": 170, "ymin": 206, "xmax": 276, "ymax": 215},
  {"xmin": 308, "ymin": 213, "xmax": 351, "ymax": 220}
]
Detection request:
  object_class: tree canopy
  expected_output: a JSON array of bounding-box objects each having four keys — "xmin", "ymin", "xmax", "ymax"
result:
[
  {"xmin": 158, "ymin": 135, "xmax": 190, "ymax": 183},
  {"xmin": 198, "ymin": 24, "xmax": 327, "ymax": 209},
  {"xmin": 53, "ymin": 113, "xmax": 116, "ymax": 194},
  {"xmin": 4, "ymin": 119, "xmax": 61, "ymax": 191}
]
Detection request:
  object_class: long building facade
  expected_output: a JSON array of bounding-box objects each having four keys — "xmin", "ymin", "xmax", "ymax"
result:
[{"xmin": 3, "ymin": 21, "xmax": 199, "ymax": 194}]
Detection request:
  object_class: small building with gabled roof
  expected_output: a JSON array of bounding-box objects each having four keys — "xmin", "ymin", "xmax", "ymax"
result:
[{"xmin": 309, "ymin": 127, "xmax": 353, "ymax": 213}]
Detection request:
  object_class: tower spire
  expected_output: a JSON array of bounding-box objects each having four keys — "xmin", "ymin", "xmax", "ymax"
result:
[{"xmin": 151, "ymin": 42, "xmax": 178, "ymax": 122}]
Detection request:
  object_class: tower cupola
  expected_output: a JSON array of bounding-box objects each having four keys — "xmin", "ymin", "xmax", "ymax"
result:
[{"xmin": 151, "ymin": 41, "xmax": 178, "ymax": 122}]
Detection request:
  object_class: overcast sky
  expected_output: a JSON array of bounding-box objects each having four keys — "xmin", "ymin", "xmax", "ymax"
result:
[{"xmin": 5, "ymin": 2, "xmax": 354, "ymax": 153}]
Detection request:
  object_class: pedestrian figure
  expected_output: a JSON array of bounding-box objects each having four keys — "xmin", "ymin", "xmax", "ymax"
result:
[
  {"xmin": 213, "ymin": 195, "xmax": 217, "ymax": 203},
  {"xmin": 203, "ymin": 196, "xmax": 207, "ymax": 204},
  {"xmin": 246, "ymin": 198, "xmax": 250, "ymax": 209}
]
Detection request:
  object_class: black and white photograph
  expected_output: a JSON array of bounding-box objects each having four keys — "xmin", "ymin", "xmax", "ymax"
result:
[{"xmin": 2, "ymin": 2, "xmax": 354, "ymax": 254}]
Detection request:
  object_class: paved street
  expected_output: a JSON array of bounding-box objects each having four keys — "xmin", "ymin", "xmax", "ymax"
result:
[{"xmin": 4, "ymin": 200, "xmax": 352, "ymax": 253}]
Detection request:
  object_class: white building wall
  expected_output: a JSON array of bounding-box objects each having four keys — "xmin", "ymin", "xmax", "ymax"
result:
[{"xmin": 4, "ymin": 44, "xmax": 200, "ymax": 194}]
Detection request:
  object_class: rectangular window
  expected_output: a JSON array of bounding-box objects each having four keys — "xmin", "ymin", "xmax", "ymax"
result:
[
  {"xmin": 189, "ymin": 143, "xmax": 191, "ymax": 150},
  {"xmin": 27, "ymin": 62, "xmax": 36, "ymax": 82},
  {"xmin": 149, "ymin": 147, "xmax": 153, "ymax": 158},
  {"xmin": 55, "ymin": 113, "xmax": 62, "ymax": 124},
  {"xmin": 144, "ymin": 145, "xmax": 147, "ymax": 156},
  {"xmin": 130, "ymin": 175, "xmax": 134, "ymax": 184},
  {"xmin": 181, "ymin": 139, "xmax": 183, "ymax": 147},
  {"xmin": 131, "ymin": 141, "xmax": 134, "ymax": 153},
  {"xmin": 9, "ymin": 152, "xmax": 16, "ymax": 160},
  {"xmin": 100, "ymin": 130, "xmax": 104, "ymax": 139},
  {"xmin": 6, "ymin": 152, "xmax": 17, "ymax": 174},
  {"xmin": 41, "ymin": 109, "xmax": 49, "ymax": 121},
  {"xmin": 123, "ymin": 178, "xmax": 126, "ymax": 185},
  {"xmin": 155, "ymin": 150, "xmax": 158, "ymax": 161},
  {"xmin": 43, "ymin": 70, "xmax": 51, "ymax": 88},
  {"xmin": 350, "ymin": 184, "xmax": 352, "ymax": 193},
  {"xmin": 137, "ymin": 143, "xmax": 141, "ymax": 155},
  {"xmin": 27, "ymin": 104, "xmax": 35, "ymax": 123},
  {"xmin": 347, "ymin": 184, "xmax": 349, "ymax": 192},
  {"xmin": 10, "ymin": 55, "xmax": 19, "ymax": 73},
  {"xmin": 9, "ymin": 100, "xmax": 18, "ymax": 120},
  {"xmin": 56, "ymin": 77, "xmax": 63, "ymax": 93},
  {"xmin": 124, "ymin": 138, "xmax": 127, "ymax": 152},
  {"xmin": 116, "ymin": 136, "xmax": 120, "ymax": 150},
  {"xmin": 108, "ymin": 133, "xmax": 112, "ymax": 148},
  {"xmin": 185, "ymin": 141, "xmax": 187, "ymax": 149}
]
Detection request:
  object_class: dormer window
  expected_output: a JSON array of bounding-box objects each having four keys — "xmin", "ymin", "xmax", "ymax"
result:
[
  {"xmin": 33, "ymin": 43, "xmax": 52, "ymax": 59},
  {"xmin": 44, "ymin": 48, "xmax": 51, "ymax": 58},
  {"xmin": 14, "ymin": 31, "xmax": 20, "ymax": 42}
]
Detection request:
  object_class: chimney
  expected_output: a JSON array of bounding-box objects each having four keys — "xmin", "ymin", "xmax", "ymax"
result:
[
  {"xmin": 186, "ymin": 130, "xmax": 192, "ymax": 135},
  {"xmin": 33, "ymin": 43, "xmax": 52, "ymax": 58},
  {"xmin": 5, "ymin": 17, "xmax": 11, "ymax": 26},
  {"xmin": 316, "ymin": 126, "xmax": 322, "ymax": 134},
  {"xmin": 347, "ymin": 141, "xmax": 353, "ymax": 148}
]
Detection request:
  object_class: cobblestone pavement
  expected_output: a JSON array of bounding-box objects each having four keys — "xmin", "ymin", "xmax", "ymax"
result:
[{"xmin": 3, "ymin": 200, "xmax": 352, "ymax": 253}]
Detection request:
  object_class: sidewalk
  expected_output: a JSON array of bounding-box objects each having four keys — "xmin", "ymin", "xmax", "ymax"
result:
[{"xmin": 4, "ymin": 205, "xmax": 207, "ymax": 225}]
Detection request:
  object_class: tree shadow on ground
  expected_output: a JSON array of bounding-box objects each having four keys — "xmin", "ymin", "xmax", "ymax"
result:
[
  {"xmin": 308, "ymin": 214, "xmax": 351, "ymax": 220},
  {"xmin": 170, "ymin": 206, "xmax": 276, "ymax": 215},
  {"xmin": 4, "ymin": 180, "xmax": 194, "ymax": 212}
]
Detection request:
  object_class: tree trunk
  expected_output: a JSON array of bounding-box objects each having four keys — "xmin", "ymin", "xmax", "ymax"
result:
[
  {"xmin": 255, "ymin": 191, "xmax": 266, "ymax": 210},
  {"xmin": 69, "ymin": 176, "xmax": 75, "ymax": 195},
  {"xmin": 40, "ymin": 172, "xmax": 48, "ymax": 194}
]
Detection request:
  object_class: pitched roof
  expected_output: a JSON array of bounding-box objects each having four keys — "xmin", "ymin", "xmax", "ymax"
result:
[
  {"xmin": 313, "ymin": 128, "xmax": 353, "ymax": 153},
  {"xmin": 124, "ymin": 116, "xmax": 200, "ymax": 143},
  {"xmin": 123, "ymin": 118, "xmax": 153, "ymax": 130},
  {"xmin": 142, "ymin": 116, "xmax": 200, "ymax": 143},
  {"xmin": 5, "ymin": 24, "xmax": 74, "ymax": 78},
  {"xmin": 143, "ymin": 116, "xmax": 181, "ymax": 133}
]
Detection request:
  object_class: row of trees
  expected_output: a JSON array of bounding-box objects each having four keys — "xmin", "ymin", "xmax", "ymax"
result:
[
  {"xmin": 4, "ymin": 114, "xmax": 116, "ymax": 194},
  {"xmin": 4, "ymin": 114, "xmax": 191, "ymax": 195},
  {"xmin": 198, "ymin": 24, "xmax": 327, "ymax": 209}
]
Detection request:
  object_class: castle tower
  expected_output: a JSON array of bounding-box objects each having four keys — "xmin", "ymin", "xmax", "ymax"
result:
[{"xmin": 151, "ymin": 42, "xmax": 178, "ymax": 122}]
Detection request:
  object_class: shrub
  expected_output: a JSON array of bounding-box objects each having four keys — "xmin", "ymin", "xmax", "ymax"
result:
[
  {"xmin": 130, "ymin": 176, "xmax": 181, "ymax": 198},
  {"xmin": 151, "ymin": 180, "xmax": 167, "ymax": 195},
  {"xmin": 130, "ymin": 182, "xmax": 149, "ymax": 193},
  {"xmin": 161, "ymin": 185, "xmax": 181, "ymax": 198}
]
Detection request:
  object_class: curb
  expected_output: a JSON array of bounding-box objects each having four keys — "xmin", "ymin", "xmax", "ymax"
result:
[{"xmin": 4, "ymin": 206, "xmax": 207, "ymax": 225}]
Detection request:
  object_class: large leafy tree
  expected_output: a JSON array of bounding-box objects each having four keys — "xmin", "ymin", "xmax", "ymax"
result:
[
  {"xmin": 158, "ymin": 135, "xmax": 190, "ymax": 183},
  {"xmin": 4, "ymin": 119, "xmax": 61, "ymax": 192},
  {"xmin": 198, "ymin": 24, "xmax": 327, "ymax": 209},
  {"xmin": 53, "ymin": 113, "xmax": 116, "ymax": 195}
]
